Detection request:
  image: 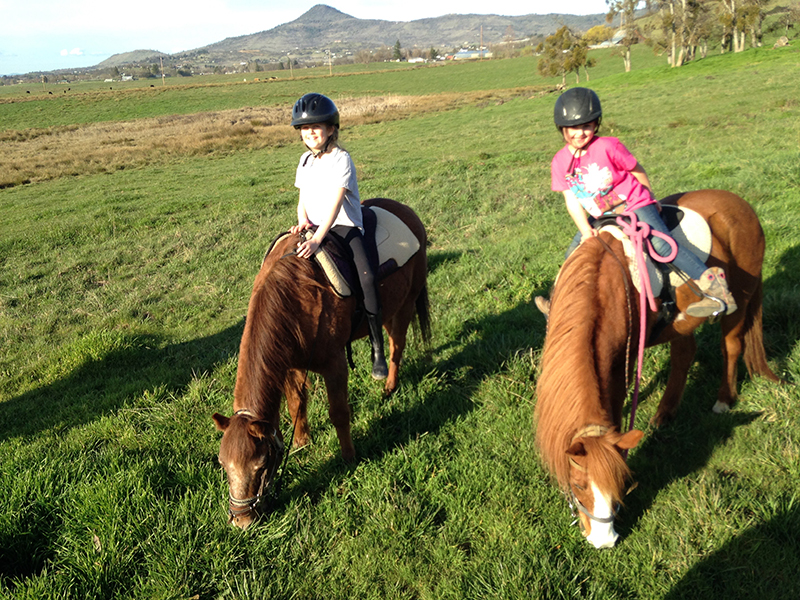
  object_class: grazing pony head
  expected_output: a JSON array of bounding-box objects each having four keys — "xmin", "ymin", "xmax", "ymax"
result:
[
  {"xmin": 535, "ymin": 238, "xmax": 643, "ymax": 548},
  {"xmin": 565, "ymin": 426, "xmax": 643, "ymax": 548},
  {"xmin": 213, "ymin": 410, "xmax": 285, "ymax": 529}
]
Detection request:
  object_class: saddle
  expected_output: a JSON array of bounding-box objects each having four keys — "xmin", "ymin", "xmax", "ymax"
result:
[
  {"xmin": 594, "ymin": 204, "xmax": 712, "ymax": 298},
  {"xmin": 263, "ymin": 204, "xmax": 421, "ymax": 299}
]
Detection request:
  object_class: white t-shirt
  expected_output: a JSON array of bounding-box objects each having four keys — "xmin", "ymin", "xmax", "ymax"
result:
[{"xmin": 295, "ymin": 146, "xmax": 363, "ymax": 230}]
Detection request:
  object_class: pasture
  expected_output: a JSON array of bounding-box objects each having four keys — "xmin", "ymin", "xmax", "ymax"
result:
[{"xmin": 1, "ymin": 43, "xmax": 800, "ymax": 598}]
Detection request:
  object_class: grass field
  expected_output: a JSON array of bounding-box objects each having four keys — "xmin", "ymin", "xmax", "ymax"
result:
[{"xmin": 1, "ymin": 41, "xmax": 800, "ymax": 599}]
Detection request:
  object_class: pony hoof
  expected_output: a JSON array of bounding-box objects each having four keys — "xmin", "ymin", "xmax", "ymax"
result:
[
  {"xmin": 651, "ymin": 413, "xmax": 674, "ymax": 428},
  {"xmin": 712, "ymin": 401, "xmax": 731, "ymax": 414}
]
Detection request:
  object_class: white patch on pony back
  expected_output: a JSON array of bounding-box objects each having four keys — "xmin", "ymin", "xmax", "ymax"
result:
[{"xmin": 584, "ymin": 482, "xmax": 619, "ymax": 549}]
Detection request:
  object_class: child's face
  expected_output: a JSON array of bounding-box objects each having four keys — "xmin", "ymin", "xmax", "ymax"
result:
[
  {"xmin": 562, "ymin": 121, "xmax": 597, "ymax": 152},
  {"xmin": 300, "ymin": 123, "xmax": 335, "ymax": 152}
]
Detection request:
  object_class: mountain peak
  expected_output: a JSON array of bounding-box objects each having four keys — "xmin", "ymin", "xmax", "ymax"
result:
[{"xmin": 296, "ymin": 4, "xmax": 355, "ymax": 23}]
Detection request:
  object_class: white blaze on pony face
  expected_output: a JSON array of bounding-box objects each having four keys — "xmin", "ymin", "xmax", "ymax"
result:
[{"xmin": 583, "ymin": 482, "xmax": 619, "ymax": 549}]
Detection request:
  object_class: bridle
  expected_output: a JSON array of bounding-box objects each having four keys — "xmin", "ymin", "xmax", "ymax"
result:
[
  {"xmin": 566, "ymin": 425, "xmax": 618, "ymax": 530},
  {"xmin": 226, "ymin": 409, "xmax": 286, "ymax": 523}
]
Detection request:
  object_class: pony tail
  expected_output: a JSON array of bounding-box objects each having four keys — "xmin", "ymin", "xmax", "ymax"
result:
[{"xmin": 742, "ymin": 279, "xmax": 783, "ymax": 382}]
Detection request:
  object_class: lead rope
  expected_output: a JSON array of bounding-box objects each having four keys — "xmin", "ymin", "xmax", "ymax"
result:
[{"xmin": 614, "ymin": 212, "xmax": 679, "ymax": 442}]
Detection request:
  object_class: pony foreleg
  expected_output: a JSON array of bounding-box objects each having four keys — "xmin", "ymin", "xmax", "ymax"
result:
[
  {"xmin": 322, "ymin": 353, "xmax": 356, "ymax": 462},
  {"xmin": 285, "ymin": 369, "xmax": 311, "ymax": 449},
  {"xmin": 653, "ymin": 335, "xmax": 697, "ymax": 427}
]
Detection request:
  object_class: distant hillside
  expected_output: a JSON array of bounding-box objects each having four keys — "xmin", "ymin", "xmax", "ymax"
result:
[
  {"xmin": 195, "ymin": 4, "xmax": 606, "ymax": 56},
  {"xmin": 98, "ymin": 4, "xmax": 608, "ymax": 72},
  {"xmin": 96, "ymin": 50, "xmax": 169, "ymax": 69}
]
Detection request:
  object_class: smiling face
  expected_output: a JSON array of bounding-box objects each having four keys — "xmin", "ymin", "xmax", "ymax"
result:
[
  {"xmin": 562, "ymin": 121, "xmax": 598, "ymax": 154},
  {"xmin": 300, "ymin": 122, "xmax": 336, "ymax": 153}
]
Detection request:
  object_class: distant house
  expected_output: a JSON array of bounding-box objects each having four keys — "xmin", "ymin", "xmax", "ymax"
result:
[
  {"xmin": 452, "ymin": 50, "xmax": 492, "ymax": 60},
  {"xmin": 589, "ymin": 30, "xmax": 636, "ymax": 49},
  {"xmin": 408, "ymin": 57, "xmax": 426, "ymax": 63}
]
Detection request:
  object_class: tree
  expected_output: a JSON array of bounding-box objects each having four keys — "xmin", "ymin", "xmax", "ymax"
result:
[
  {"xmin": 393, "ymin": 40, "xmax": 403, "ymax": 61},
  {"xmin": 718, "ymin": 0, "xmax": 765, "ymax": 52},
  {"xmin": 778, "ymin": 2, "xmax": 800, "ymax": 32},
  {"xmin": 584, "ymin": 24, "xmax": 615, "ymax": 45},
  {"xmin": 606, "ymin": 0, "xmax": 643, "ymax": 72},
  {"xmin": 429, "ymin": 47, "xmax": 439, "ymax": 61},
  {"xmin": 740, "ymin": 0, "xmax": 767, "ymax": 48},
  {"xmin": 355, "ymin": 49, "xmax": 373, "ymax": 64},
  {"xmin": 655, "ymin": 0, "xmax": 715, "ymax": 66},
  {"xmin": 536, "ymin": 26, "xmax": 593, "ymax": 85},
  {"xmin": 501, "ymin": 25, "xmax": 517, "ymax": 59}
]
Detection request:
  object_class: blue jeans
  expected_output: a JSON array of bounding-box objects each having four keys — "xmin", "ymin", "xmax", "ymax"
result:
[{"xmin": 565, "ymin": 204, "xmax": 707, "ymax": 280}]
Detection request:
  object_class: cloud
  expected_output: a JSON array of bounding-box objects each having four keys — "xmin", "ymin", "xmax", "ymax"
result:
[{"xmin": 60, "ymin": 48, "xmax": 84, "ymax": 57}]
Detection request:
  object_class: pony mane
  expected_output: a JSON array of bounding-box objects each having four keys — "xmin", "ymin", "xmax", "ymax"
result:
[
  {"xmin": 234, "ymin": 237, "xmax": 325, "ymax": 413},
  {"xmin": 535, "ymin": 238, "xmax": 612, "ymax": 490}
]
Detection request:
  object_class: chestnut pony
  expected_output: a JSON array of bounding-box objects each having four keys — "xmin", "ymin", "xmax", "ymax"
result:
[
  {"xmin": 535, "ymin": 190, "xmax": 781, "ymax": 549},
  {"xmin": 213, "ymin": 198, "xmax": 430, "ymax": 529}
]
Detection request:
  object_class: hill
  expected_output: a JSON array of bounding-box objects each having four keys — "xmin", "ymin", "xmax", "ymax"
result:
[
  {"xmin": 96, "ymin": 49, "xmax": 169, "ymax": 69},
  {"xmin": 103, "ymin": 4, "xmax": 608, "ymax": 72},
  {"xmin": 196, "ymin": 4, "xmax": 606, "ymax": 55}
]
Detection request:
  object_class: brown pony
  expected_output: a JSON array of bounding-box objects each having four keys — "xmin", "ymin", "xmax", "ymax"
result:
[
  {"xmin": 213, "ymin": 198, "xmax": 430, "ymax": 529},
  {"xmin": 535, "ymin": 190, "xmax": 782, "ymax": 548}
]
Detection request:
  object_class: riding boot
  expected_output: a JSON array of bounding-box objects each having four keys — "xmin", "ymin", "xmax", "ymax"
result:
[
  {"xmin": 366, "ymin": 311, "xmax": 389, "ymax": 380},
  {"xmin": 685, "ymin": 267, "xmax": 737, "ymax": 318}
]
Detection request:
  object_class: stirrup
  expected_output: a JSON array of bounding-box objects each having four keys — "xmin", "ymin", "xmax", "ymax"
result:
[{"xmin": 685, "ymin": 295, "xmax": 726, "ymax": 319}]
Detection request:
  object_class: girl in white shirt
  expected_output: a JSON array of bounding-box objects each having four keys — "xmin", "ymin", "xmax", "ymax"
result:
[{"xmin": 289, "ymin": 93, "xmax": 388, "ymax": 380}]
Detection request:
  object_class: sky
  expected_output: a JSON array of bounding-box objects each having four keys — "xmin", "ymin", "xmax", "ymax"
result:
[{"xmin": 0, "ymin": 0, "xmax": 610, "ymax": 76}]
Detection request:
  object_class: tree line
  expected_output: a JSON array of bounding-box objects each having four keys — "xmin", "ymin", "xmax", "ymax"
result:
[{"xmin": 537, "ymin": 0, "xmax": 800, "ymax": 84}]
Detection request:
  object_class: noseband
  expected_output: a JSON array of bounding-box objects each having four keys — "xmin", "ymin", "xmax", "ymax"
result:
[{"xmin": 227, "ymin": 409, "xmax": 285, "ymax": 523}]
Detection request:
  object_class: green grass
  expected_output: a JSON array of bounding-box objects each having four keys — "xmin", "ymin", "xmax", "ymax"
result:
[
  {"xmin": 0, "ymin": 46, "xmax": 670, "ymax": 131},
  {"xmin": 1, "ymin": 45, "xmax": 800, "ymax": 599}
]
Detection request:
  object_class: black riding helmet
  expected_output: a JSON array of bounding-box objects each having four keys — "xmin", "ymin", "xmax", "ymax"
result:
[
  {"xmin": 554, "ymin": 87, "xmax": 602, "ymax": 129},
  {"xmin": 291, "ymin": 93, "xmax": 340, "ymax": 129}
]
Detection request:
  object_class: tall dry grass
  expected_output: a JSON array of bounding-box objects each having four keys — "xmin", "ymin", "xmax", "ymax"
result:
[{"xmin": 0, "ymin": 87, "xmax": 548, "ymax": 189}]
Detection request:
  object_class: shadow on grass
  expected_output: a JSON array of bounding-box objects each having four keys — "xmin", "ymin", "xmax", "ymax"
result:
[
  {"xmin": 663, "ymin": 503, "xmax": 800, "ymax": 600},
  {"xmin": 761, "ymin": 243, "xmax": 800, "ymax": 372},
  {"xmin": 279, "ymin": 248, "xmax": 552, "ymax": 503},
  {"xmin": 0, "ymin": 501, "xmax": 63, "ymax": 582},
  {"xmin": 0, "ymin": 321, "xmax": 245, "ymax": 440},
  {"xmin": 615, "ymin": 239, "xmax": 798, "ymax": 542}
]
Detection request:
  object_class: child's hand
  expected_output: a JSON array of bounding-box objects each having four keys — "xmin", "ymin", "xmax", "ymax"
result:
[
  {"xmin": 296, "ymin": 237, "xmax": 320, "ymax": 259},
  {"xmin": 290, "ymin": 222, "xmax": 313, "ymax": 235}
]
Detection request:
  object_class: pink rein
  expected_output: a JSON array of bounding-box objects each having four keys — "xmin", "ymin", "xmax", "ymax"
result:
[{"xmin": 615, "ymin": 211, "xmax": 678, "ymax": 435}]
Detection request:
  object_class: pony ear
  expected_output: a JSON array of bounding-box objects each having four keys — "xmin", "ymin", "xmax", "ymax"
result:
[
  {"xmin": 615, "ymin": 429, "xmax": 644, "ymax": 451},
  {"xmin": 247, "ymin": 421, "xmax": 271, "ymax": 440},
  {"xmin": 566, "ymin": 440, "xmax": 586, "ymax": 458},
  {"xmin": 212, "ymin": 413, "xmax": 230, "ymax": 431}
]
